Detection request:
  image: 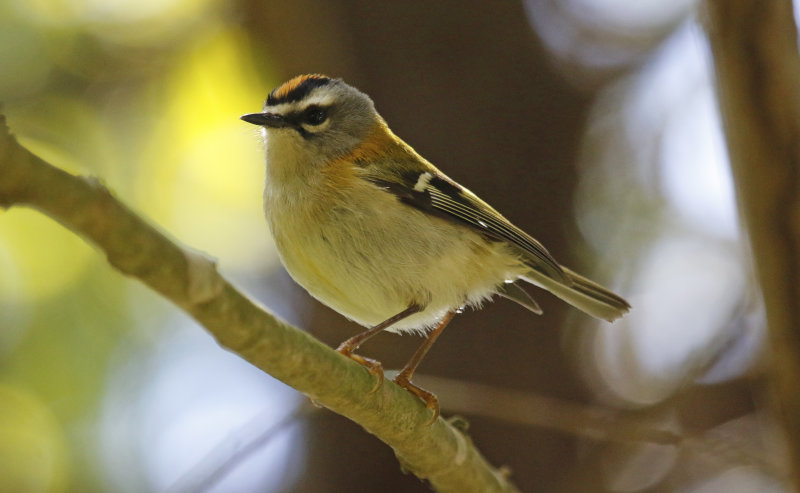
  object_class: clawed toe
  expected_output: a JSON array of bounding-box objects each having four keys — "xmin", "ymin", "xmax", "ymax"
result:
[
  {"xmin": 393, "ymin": 374, "xmax": 440, "ymax": 425},
  {"xmin": 336, "ymin": 347, "xmax": 384, "ymax": 393}
]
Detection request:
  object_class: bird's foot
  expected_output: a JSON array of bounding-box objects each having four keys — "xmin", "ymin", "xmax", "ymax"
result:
[
  {"xmin": 393, "ymin": 373, "xmax": 439, "ymax": 425},
  {"xmin": 336, "ymin": 345, "xmax": 384, "ymax": 393}
]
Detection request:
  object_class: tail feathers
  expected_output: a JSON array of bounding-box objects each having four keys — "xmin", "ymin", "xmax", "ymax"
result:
[{"xmin": 522, "ymin": 266, "xmax": 630, "ymax": 322}]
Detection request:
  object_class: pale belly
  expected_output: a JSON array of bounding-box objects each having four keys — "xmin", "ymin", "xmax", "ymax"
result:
[{"xmin": 265, "ymin": 188, "xmax": 528, "ymax": 333}]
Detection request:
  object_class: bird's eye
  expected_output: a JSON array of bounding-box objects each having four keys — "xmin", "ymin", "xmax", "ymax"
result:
[{"xmin": 303, "ymin": 106, "xmax": 327, "ymax": 125}]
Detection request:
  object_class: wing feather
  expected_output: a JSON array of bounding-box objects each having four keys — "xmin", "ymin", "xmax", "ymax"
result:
[{"xmin": 364, "ymin": 169, "xmax": 569, "ymax": 284}]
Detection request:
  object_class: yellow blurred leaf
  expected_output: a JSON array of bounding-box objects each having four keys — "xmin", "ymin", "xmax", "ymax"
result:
[
  {"xmin": 0, "ymin": 383, "xmax": 69, "ymax": 493},
  {"xmin": 134, "ymin": 26, "xmax": 278, "ymax": 269},
  {"xmin": 0, "ymin": 209, "xmax": 94, "ymax": 301}
]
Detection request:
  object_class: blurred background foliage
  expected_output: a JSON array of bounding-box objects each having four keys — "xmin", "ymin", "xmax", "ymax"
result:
[{"xmin": 0, "ymin": 1, "xmax": 789, "ymax": 492}]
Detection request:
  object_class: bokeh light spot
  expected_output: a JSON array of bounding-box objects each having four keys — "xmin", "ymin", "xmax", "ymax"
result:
[
  {"xmin": 0, "ymin": 209, "xmax": 93, "ymax": 301},
  {"xmin": 0, "ymin": 383, "xmax": 69, "ymax": 493}
]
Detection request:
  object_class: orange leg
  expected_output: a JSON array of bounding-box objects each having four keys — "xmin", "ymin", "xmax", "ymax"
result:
[
  {"xmin": 336, "ymin": 304, "xmax": 422, "ymax": 392},
  {"xmin": 393, "ymin": 311, "xmax": 455, "ymax": 424}
]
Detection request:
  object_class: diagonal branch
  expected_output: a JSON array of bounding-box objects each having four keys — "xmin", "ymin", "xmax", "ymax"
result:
[{"xmin": 0, "ymin": 113, "xmax": 519, "ymax": 493}]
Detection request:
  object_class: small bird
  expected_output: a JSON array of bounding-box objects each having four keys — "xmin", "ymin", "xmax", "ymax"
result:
[{"xmin": 241, "ymin": 74, "xmax": 629, "ymax": 421}]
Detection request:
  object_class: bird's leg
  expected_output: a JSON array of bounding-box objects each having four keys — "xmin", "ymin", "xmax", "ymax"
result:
[
  {"xmin": 336, "ymin": 303, "xmax": 423, "ymax": 392},
  {"xmin": 393, "ymin": 311, "xmax": 455, "ymax": 424}
]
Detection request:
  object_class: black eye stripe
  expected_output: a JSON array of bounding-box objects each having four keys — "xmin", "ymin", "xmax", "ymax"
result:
[
  {"xmin": 279, "ymin": 106, "xmax": 329, "ymax": 139},
  {"xmin": 283, "ymin": 106, "xmax": 330, "ymax": 127}
]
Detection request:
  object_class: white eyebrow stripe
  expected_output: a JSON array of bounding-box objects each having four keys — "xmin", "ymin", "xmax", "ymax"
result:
[
  {"xmin": 264, "ymin": 93, "xmax": 335, "ymax": 116},
  {"xmin": 264, "ymin": 102, "xmax": 297, "ymax": 115},
  {"xmin": 300, "ymin": 93, "xmax": 335, "ymax": 108}
]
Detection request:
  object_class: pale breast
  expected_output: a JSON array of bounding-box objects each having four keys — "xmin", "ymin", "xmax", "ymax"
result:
[{"xmin": 264, "ymin": 179, "xmax": 528, "ymax": 333}]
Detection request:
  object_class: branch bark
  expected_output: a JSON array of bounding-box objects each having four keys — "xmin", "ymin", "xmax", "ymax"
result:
[
  {"xmin": 704, "ymin": 1, "xmax": 800, "ymax": 488},
  {"xmin": 0, "ymin": 114, "xmax": 519, "ymax": 493}
]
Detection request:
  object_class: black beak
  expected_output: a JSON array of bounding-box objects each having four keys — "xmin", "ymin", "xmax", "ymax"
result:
[{"xmin": 240, "ymin": 112, "xmax": 290, "ymax": 128}]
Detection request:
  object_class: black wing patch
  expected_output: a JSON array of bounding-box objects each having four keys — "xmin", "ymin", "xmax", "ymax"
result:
[{"xmin": 366, "ymin": 171, "xmax": 569, "ymax": 283}]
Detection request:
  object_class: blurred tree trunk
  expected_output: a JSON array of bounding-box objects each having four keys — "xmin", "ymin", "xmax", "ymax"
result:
[{"xmin": 705, "ymin": 0, "xmax": 800, "ymax": 488}]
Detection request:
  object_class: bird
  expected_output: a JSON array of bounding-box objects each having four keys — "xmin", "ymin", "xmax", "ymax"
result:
[{"xmin": 241, "ymin": 74, "xmax": 630, "ymax": 422}]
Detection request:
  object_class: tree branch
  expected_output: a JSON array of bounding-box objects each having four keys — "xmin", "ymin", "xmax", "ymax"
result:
[
  {"xmin": 704, "ymin": 0, "xmax": 800, "ymax": 488},
  {"xmin": 0, "ymin": 113, "xmax": 519, "ymax": 493}
]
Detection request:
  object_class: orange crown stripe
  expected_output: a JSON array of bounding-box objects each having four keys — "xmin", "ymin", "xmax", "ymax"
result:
[{"xmin": 267, "ymin": 74, "xmax": 332, "ymax": 106}]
